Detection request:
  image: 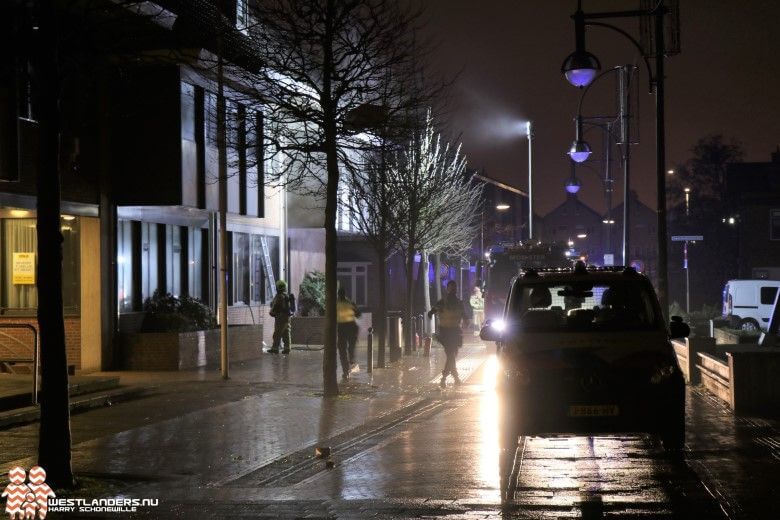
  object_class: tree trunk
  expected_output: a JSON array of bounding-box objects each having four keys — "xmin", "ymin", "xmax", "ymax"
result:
[
  {"xmin": 422, "ymin": 250, "xmax": 432, "ymax": 335},
  {"xmin": 33, "ymin": 7, "xmax": 74, "ymax": 487},
  {"xmin": 404, "ymin": 248, "xmax": 414, "ymax": 355},
  {"xmin": 376, "ymin": 245, "xmax": 387, "ymax": 368},
  {"xmin": 434, "ymin": 253, "xmax": 442, "ymax": 300},
  {"xmin": 217, "ymin": 40, "xmax": 230, "ymax": 380},
  {"xmin": 321, "ymin": 0, "xmax": 339, "ymax": 396}
]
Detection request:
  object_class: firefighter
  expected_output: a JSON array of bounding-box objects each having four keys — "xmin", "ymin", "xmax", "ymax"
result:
[
  {"xmin": 337, "ymin": 287, "xmax": 361, "ymax": 380},
  {"xmin": 268, "ymin": 280, "xmax": 294, "ymax": 354},
  {"xmin": 428, "ymin": 280, "xmax": 468, "ymax": 388}
]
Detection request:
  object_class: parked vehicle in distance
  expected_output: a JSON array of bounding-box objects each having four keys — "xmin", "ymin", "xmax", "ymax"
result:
[
  {"xmin": 481, "ymin": 262, "xmax": 689, "ymax": 500},
  {"xmin": 722, "ymin": 279, "xmax": 780, "ymax": 332}
]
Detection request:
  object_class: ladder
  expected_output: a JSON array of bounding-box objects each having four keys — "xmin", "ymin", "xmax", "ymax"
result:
[{"xmin": 260, "ymin": 236, "xmax": 277, "ymax": 299}]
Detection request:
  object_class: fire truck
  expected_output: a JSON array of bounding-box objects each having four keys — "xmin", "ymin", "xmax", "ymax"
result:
[{"xmin": 483, "ymin": 242, "xmax": 572, "ymax": 321}]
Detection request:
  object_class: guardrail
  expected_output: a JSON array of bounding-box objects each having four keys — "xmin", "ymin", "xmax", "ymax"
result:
[
  {"xmin": 696, "ymin": 347, "xmax": 780, "ymax": 414},
  {"xmin": 0, "ymin": 323, "xmax": 39, "ymax": 405}
]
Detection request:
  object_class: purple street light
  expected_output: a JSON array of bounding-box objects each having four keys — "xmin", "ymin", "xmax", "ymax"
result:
[
  {"xmin": 565, "ymin": 177, "xmax": 582, "ymax": 194},
  {"xmin": 561, "ymin": 50, "xmax": 601, "ymax": 88},
  {"xmin": 568, "ymin": 140, "xmax": 591, "ymax": 163},
  {"xmin": 567, "ymin": 115, "xmax": 591, "ymax": 163}
]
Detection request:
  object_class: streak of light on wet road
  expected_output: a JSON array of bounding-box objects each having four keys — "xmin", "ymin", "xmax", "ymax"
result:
[{"xmin": 282, "ymin": 352, "xmax": 727, "ymax": 518}]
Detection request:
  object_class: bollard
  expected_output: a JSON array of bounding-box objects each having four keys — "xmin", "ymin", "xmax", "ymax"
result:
[
  {"xmin": 367, "ymin": 327, "xmax": 373, "ymax": 373},
  {"xmin": 387, "ymin": 311, "xmax": 403, "ymax": 362}
]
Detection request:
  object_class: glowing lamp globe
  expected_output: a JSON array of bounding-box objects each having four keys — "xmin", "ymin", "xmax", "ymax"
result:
[
  {"xmin": 568, "ymin": 140, "xmax": 592, "ymax": 163},
  {"xmin": 561, "ymin": 50, "xmax": 601, "ymax": 88},
  {"xmin": 565, "ymin": 178, "xmax": 582, "ymax": 194}
]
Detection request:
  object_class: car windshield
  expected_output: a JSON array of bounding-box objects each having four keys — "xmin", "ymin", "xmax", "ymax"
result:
[{"xmin": 508, "ymin": 280, "xmax": 660, "ymax": 332}]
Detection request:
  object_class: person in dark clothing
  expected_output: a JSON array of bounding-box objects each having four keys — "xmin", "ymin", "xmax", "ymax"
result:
[
  {"xmin": 268, "ymin": 280, "xmax": 293, "ymax": 354},
  {"xmin": 428, "ymin": 280, "xmax": 468, "ymax": 388},
  {"xmin": 337, "ymin": 287, "xmax": 361, "ymax": 380}
]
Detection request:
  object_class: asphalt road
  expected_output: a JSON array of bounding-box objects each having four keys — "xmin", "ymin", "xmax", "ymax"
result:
[{"xmin": 121, "ymin": 355, "xmax": 731, "ymax": 519}]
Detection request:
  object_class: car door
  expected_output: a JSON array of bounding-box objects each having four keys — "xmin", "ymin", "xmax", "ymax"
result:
[{"xmin": 759, "ymin": 285, "xmax": 780, "ymax": 328}]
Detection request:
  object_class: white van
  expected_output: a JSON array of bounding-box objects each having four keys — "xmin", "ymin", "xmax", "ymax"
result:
[{"xmin": 722, "ymin": 279, "xmax": 780, "ymax": 331}]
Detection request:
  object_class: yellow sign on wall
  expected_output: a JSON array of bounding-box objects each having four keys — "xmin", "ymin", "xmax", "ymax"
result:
[{"xmin": 13, "ymin": 252, "xmax": 36, "ymax": 285}]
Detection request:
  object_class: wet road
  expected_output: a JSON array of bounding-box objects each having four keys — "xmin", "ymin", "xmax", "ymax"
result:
[{"xmin": 133, "ymin": 354, "xmax": 730, "ymax": 519}]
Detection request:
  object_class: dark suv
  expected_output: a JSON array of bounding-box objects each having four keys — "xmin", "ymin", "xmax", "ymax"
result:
[{"xmin": 481, "ymin": 264, "xmax": 689, "ymax": 490}]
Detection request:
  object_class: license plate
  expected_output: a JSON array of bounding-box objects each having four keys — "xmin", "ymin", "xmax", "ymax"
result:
[{"xmin": 568, "ymin": 405, "xmax": 619, "ymax": 417}]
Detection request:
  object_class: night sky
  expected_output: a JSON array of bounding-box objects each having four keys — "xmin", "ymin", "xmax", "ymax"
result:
[{"xmin": 423, "ymin": 0, "xmax": 780, "ymax": 216}]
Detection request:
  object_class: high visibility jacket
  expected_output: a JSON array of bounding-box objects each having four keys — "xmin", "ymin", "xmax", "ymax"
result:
[
  {"xmin": 337, "ymin": 298, "xmax": 359, "ymax": 323},
  {"xmin": 432, "ymin": 295, "xmax": 465, "ymax": 328}
]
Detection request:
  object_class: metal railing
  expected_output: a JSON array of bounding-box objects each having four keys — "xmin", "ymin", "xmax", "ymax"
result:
[{"xmin": 0, "ymin": 324, "xmax": 39, "ymax": 405}]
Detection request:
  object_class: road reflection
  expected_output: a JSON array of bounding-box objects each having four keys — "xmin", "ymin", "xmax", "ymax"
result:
[{"xmin": 477, "ymin": 354, "xmax": 500, "ymax": 502}]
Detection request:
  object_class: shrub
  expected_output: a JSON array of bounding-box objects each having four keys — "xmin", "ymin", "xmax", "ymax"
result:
[
  {"xmin": 141, "ymin": 290, "xmax": 217, "ymax": 332},
  {"xmin": 298, "ymin": 271, "xmax": 325, "ymax": 316}
]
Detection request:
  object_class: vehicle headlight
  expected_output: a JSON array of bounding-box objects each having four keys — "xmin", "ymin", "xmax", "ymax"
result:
[
  {"xmin": 650, "ymin": 365, "xmax": 676, "ymax": 384},
  {"xmin": 492, "ymin": 319, "xmax": 506, "ymax": 332}
]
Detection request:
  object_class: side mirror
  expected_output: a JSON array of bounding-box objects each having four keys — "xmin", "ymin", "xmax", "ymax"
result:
[
  {"xmin": 480, "ymin": 319, "xmax": 505, "ymax": 342},
  {"xmin": 669, "ymin": 315, "xmax": 690, "ymax": 339}
]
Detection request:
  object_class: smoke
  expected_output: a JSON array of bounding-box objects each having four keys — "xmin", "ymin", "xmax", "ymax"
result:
[{"xmin": 455, "ymin": 85, "xmax": 529, "ymax": 148}]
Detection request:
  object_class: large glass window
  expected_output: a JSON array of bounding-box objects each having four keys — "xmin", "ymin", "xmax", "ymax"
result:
[
  {"xmin": 3, "ymin": 218, "xmax": 38, "ymax": 310},
  {"xmin": 0, "ymin": 214, "xmax": 80, "ymax": 313},
  {"xmin": 117, "ymin": 219, "xmax": 133, "ymax": 312},
  {"xmin": 233, "ymin": 232, "xmax": 250, "ymax": 305},
  {"xmin": 61, "ymin": 218, "xmax": 80, "ymax": 311},
  {"xmin": 165, "ymin": 225, "xmax": 182, "ymax": 297},
  {"xmin": 188, "ymin": 227, "xmax": 203, "ymax": 300},
  {"xmin": 248, "ymin": 234, "xmax": 279, "ymax": 304},
  {"xmin": 140, "ymin": 222, "xmax": 158, "ymax": 302}
]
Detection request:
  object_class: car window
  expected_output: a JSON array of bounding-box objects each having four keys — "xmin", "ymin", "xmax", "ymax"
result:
[
  {"xmin": 760, "ymin": 286, "xmax": 778, "ymax": 305},
  {"xmin": 509, "ymin": 281, "xmax": 659, "ymax": 332}
]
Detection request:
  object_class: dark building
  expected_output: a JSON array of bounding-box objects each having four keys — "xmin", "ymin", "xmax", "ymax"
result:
[{"xmin": 540, "ymin": 193, "xmax": 605, "ymax": 264}]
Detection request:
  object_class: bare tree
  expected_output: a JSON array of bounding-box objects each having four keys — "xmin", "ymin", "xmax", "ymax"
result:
[
  {"xmin": 388, "ymin": 112, "xmax": 482, "ymax": 352},
  {"xmin": 346, "ymin": 139, "xmax": 402, "ymax": 367},
  {"xmin": 244, "ymin": 0, "xmax": 432, "ymax": 394}
]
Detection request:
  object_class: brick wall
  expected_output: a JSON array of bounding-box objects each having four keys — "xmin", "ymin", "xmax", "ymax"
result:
[{"xmin": 0, "ymin": 316, "xmax": 81, "ymax": 369}]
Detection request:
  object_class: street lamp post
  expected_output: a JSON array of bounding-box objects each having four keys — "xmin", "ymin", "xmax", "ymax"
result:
[
  {"xmin": 561, "ymin": 0, "xmax": 673, "ymax": 317},
  {"xmin": 526, "ymin": 121, "xmax": 534, "ymax": 241}
]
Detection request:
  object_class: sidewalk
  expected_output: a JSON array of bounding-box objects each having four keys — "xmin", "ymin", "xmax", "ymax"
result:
[{"xmin": 0, "ymin": 336, "xmax": 491, "ymax": 490}]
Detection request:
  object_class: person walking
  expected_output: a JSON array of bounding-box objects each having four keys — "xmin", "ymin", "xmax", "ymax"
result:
[
  {"xmin": 469, "ymin": 285, "xmax": 485, "ymax": 334},
  {"xmin": 428, "ymin": 280, "xmax": 468, "ymax": 388},
  {"xmin": 337, "ymin": 287, "xmax": 361, "ymax": 380},
  {"xmin": 268, "ymin": 280, "xmax": 294, "ymax": 354}
]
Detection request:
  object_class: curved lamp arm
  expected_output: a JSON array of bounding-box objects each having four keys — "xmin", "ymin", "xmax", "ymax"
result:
[
  {"xmin": 576, "ymin": 66, "xmax": 622, "ymax": 117},
  {"xmin": 585, "ymin": 21, "xmax": 655, "ymax": 93}
]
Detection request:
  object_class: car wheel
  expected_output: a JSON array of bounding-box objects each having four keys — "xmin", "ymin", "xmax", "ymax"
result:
[{"xmin": 739, "ymin": 318, "xmax": 760, "ymax": 332}]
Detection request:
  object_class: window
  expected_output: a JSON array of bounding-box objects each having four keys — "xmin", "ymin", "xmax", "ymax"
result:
[
  {"xmin": 337, "ymin": 262, "xmax": 369, "ymax": 307},
  {"xmin": 771, "ymin": 209, "xmax": 780, "ymax": 241},
  {"xmin": 187, "ymin": 227, "xmax": 203, "ymax": 300},
  {"xmin": 117, "ymin": 220, "xmax": 134, "ymax": 312},
  {"xmin": 140, "ymin": 222, "xmax": 158, "ymax": 302},
  {"xmin": 3, "ymin": 218, "xmax": 37, "ymax": 310},
  {"xmin": 205, "ymin": 91, "xmax": 217, "ymax": 146},
  {"xmin": 250, "ymin": 234, "xmax": 279, "ymax": 304},
  {"xmin": 61, "ymin": 218, "xmax": 80, "ymax": 311},
  {"xmin": 1, "ymin": 215, "xmax": 80, "ymax": 312},
  {"xmin": 761, "ymin": 286, "xmax": 779, "ymax": 306},
  {"xmin": 236, "ymin": 0, "xmax": 249, "ymax": 33},
  {"xmin": 165, "ymin": 225, "xmax": 182, "ymax": 297},
  {"xmin": 233, "ymin": 232, "xmax": 250, "ymax": 305}
]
